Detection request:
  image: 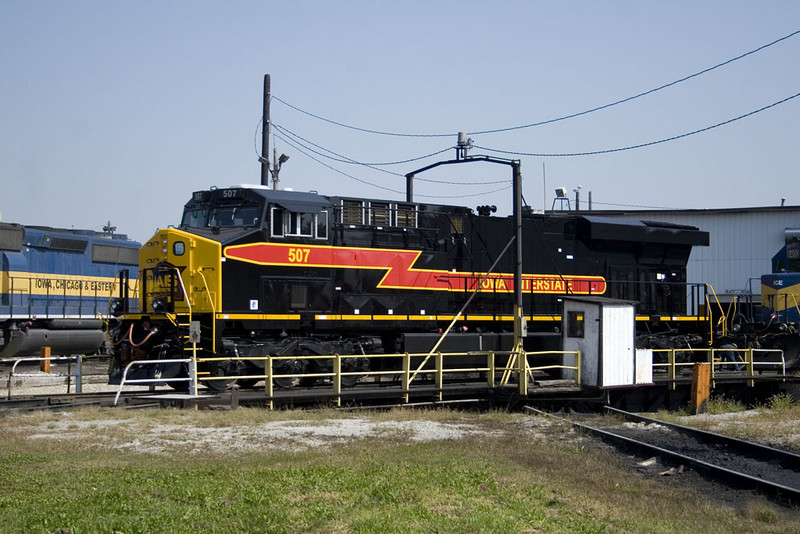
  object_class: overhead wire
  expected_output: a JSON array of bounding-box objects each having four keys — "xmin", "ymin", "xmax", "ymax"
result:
[
  {"xmin": 274, "ymin": 123, "xmax": 508, "ymax": 185},
  {"xmin": 269, "ymin": 87, "xmax": 799, "ymax": 197},
  {"xmin": 273, "ymin": 123, "xmax": 453, "ymax": 167},
  {"xmin": 260, "ymin": 30, "xmax": 800, "ymax": 201},
  {"xmin": 271, "ymin": 29, "xmax": 800, "ymax": 138},
  {"xmin": 473, "ymin": 89, "xmax": 800, "ymax": 157},
  {"xmin": 273, "ymin": 131, "xmax": 511, "ymax": 199},
  {"xmin": 272, "ymin": 131, "xmax": 404, "ymax": 194}
]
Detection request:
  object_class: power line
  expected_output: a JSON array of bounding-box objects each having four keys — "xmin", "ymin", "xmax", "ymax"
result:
[
  {"xmin": 467, "ymin": 29, "xmax": 800, "ymax": 135},
  {"xmin": 274, "ymin": 131, "xmax": 512, "ymax": 199},
  {"xmin": 272, "ymin": 96, "xmax": 452, "ymax": 138},
  {"xmin": 274, "ymin": 123, "xmax": 509, "ymax": 186},
  {"xmin": 273, "ymin": 123, "xmax": 451, "ymax": 167},
  {"xmin": 473, "ymin": 90, "xmax": 800, "ymax": 157},
  {"xmin": 271, "ymin": 29, "xmax": 800, "ymax": 138},
  {"xmin": 273, "ymin": 131, "xmax": 405, "ymax": 194}
]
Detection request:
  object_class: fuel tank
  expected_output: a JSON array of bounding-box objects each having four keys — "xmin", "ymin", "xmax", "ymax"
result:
[{"xmin": 0, "ymin": 320, "xmax": 106, "ymax": 358}]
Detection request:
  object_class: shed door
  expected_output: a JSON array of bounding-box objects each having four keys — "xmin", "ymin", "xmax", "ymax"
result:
[{"xmin": 601, "ymin": 305, "xmax": 634, "ymax": 386}]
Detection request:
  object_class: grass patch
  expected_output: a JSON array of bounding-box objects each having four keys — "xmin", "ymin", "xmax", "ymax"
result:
[
  {"xmin": 706, "ymin": 395, "xmax": 747, "ymax": 414},
  {"xmin": 764, "ymin": 392, "xmax": 797, "ymax": 411},
  {"xmin": 0, "ymin": 408, "xmax": 798, "ymax": 533}
]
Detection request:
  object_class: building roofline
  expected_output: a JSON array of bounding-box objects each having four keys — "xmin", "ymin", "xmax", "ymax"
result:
[{"xmin": 568, "ymin": 205, "xmax": 800, "ymax": 216}]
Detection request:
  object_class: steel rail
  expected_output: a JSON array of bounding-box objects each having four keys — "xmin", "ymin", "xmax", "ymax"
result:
[
  {"xmin": 603, "ymin": 406, "xmax": 800, "ymax": 471},
  {"xmin": 0, "ymin": 391, "xmax": 141, "ymax": 413},
  {"xmin": 525, "ymin": 406, "xmax": 800, "ymax": 504}
]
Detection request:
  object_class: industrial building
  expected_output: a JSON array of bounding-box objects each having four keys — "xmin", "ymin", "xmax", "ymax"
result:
[{"xmin": 568, "ymin": 205, "xmax": 800, "ymax": 316}]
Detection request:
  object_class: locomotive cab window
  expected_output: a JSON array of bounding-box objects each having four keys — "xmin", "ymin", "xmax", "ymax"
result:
[
  {"xmin": 270, "ymin": 207, "xmax": 285, "ymax": 237},
  {"xmin": 181, "ymin": 206, "xmax": 208, "ymax": 228},
  {"xmin": 271, "ymin": 207, "xmax": 328, "ymax": 240},
  {"xmin": 289, "ymin": 212, "xmax": 314, "ymax": 237},
  {"xmin": 208, "ymin": 199, "xmax": 263, "ymax": 228},
  {"xmin": 316, "ymin": 211, "xmax": 328, "ymax": 239}
]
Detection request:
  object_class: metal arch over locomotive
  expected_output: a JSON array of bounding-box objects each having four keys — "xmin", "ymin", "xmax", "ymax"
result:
[{"xmin": 108, "ymin": 185, "xmax": 709, "ymax": 389}]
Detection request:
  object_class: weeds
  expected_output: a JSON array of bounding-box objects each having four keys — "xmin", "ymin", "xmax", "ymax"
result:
[
  {"xmin": 706, "ymin": 395, "xmax": 747, "ymax": 414},
  {"xmin": 765, "ymin": 392, "xmax": 796, "ymax": 411}
]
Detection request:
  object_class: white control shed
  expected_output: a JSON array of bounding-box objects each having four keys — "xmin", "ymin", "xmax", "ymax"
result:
[{"xmin": 561, "ymin": 297, "xmax": 652, "ymax": 388}]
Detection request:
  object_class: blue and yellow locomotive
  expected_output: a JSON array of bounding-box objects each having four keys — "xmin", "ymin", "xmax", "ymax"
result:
[
  {"xmin": 0, "ymin": 221, "xmax": 139, "ymax": 359},
  {"xmin": 762, "ymin": 228, "xmax": 800, "ymax": 323}
]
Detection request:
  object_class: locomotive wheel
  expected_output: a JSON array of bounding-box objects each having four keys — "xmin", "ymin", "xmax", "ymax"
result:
[
  {"xmin": 236, "ymin": 378, "xmax": 260, "ymax": 389},
  {"xmin": 340, "ymin": 374, "xmax": 359, "ymax": 387},
  {"xmin": 338, "ymin": 357, "xmax": 370, "ymax": 387},
  {"xmin": 168, "ymin": 379, "xmax": 190, "ymax": 392},
  {"xmin": 203, "ymin": 363, "xmax": 234, "ymax": 391},
  {"xmin": 273, "ymin": 358, "xmax": 305, "ymax": 388},
  {"xmin": 274, "ymin": 375, "xmax": 301, "ymax": 389}
]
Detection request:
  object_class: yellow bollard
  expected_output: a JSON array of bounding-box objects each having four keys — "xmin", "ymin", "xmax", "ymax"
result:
[
  {"xmin": 40, "ymin": 346, "xmax": 51, "ymax": 373},
  {"xmin": 690, "ymin": 362, "xmax": 711, "ymax": 415}
]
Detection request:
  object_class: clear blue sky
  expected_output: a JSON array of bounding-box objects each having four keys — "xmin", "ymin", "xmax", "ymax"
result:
[{"xmin": 2, "ymin": 1, "xmax": 799, "ymax": 243}]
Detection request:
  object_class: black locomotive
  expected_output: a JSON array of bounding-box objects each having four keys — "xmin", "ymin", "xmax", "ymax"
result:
[{"xmin": 108, "ymin": 185, "xmax": 709, "ymax": 389}]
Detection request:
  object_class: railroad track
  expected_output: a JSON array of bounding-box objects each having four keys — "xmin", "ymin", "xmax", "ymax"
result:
[
  {"xmin": 527, "ymin": 406, "xmax": 800, "ymax": 505},
  {"xmin": 0, "ymin": 391, "xmax": 155, "ymax": 413}
]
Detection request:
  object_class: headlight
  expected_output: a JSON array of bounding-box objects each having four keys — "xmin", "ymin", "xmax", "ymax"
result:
[
  {"xmin": 110, "ymin": 298, "xmax": 125, "ymax": 316},
  {"xmin": 152, "ymin": 296, "xmax": 166, "ymax": 312}
]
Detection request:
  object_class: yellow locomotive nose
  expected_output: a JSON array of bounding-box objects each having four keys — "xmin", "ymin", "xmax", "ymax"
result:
[{"xmin": 139, "ymin": 228, "xmax": 221, "ymax": 315}]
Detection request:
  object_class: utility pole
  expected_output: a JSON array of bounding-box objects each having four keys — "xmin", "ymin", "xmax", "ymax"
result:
[{"xmin": 260, "ymin": 74, "xmax": 271, "ymax": 186}]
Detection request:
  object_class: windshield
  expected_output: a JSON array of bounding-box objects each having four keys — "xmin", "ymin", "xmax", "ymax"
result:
[
  {"xmin": 181, "ymin": 207, "xmax": 208, "ymax": 228},
  {"xmin": 208, "ymin": 203, "xmax": 262, "ymax": 228}
]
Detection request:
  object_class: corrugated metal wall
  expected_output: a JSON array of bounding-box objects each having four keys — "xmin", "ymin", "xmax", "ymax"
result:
[{"xmin": 578, "ymin": 207, "xmax": 800, "ymax": 302}]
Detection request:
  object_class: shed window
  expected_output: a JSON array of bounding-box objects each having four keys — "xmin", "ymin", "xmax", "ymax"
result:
[{"xmin": 567, "ymin": 311, "xmax": 584, "ymax": 338}]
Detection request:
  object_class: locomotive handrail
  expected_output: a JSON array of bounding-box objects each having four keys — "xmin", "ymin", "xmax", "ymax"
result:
[
  {"xmin": 705, "ymin": 284, "xmax": 727, "ymax": 343},
  {"xmin": 790, "ymin": 293, "xmax": 800, "ymax": 323},
  {"xmin": 112, "ymin": 357, "xmax": 194, "ymax": 406},
  {"xmin": 651, "ymin": 348, "xmax": 786, "ymax": 390},
  {"xmin": 195, "ymin": 268, "xmax": 216, "ymax": 314},
  {"xmin": 193, "ymin": 348, "xmax": 582, "ymax": 406},
  {"xmin": 107, "ymin": 349, "xmax": 582, "ymax": 408},
  {"xmin": 5, "ymin": 355, "xmax": 84, "ymax": 399},
  {"xmin": 4, "ymin": 272, "xmax": 119, "ymax": 320}
]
